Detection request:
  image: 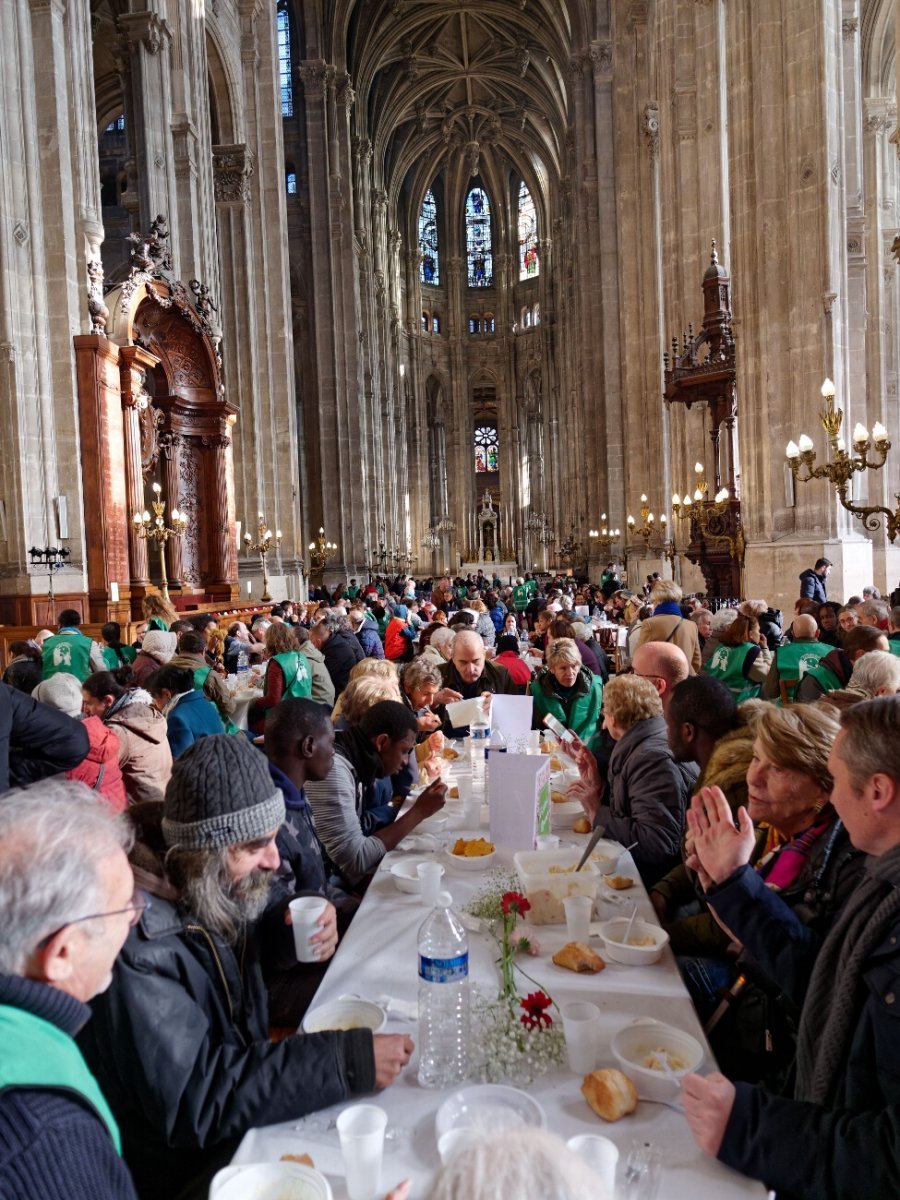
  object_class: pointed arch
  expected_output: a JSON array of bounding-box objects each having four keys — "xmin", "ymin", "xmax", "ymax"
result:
[
  {"xmin": 418, "ymin": 186, "xmax": 439, "ymax": 285},
  {"xmin": 465, "ymin": 185, "xmax": 493, "ymax": 287}
]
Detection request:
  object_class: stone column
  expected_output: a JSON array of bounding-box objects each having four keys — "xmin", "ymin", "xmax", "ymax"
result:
[
  {"xmin": 116, "ymin": 10, "xmax": 179, "ymax": 252},
  {"xmin": 204, "ymin": 431, "xmax": 238, "ymax": 594},
  {"xmin": 158, "ymin": 431, "xmax": 184, "ymax": 588}
]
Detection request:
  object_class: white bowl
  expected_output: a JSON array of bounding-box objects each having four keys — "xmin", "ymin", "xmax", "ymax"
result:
[
  {"xmin": 610, "ymin": 1018, "xmax": 704, "ymax": 1102},
  {"xmin": 210, "ymin": 1162, "xmax": 333, "ymax": 1200},
  {"xmin": 435, "ymin": 1084, "xmax": 546, "ymax": 1141},
  {"xmin": 445, "ymin": 832, "xmax": 497, "ymax": 871},
  {"xmin": 417, "ymin": 813, "xmax": 449, "ymax": 835},
  {"xmin": 597, "ymin": 917, "xmax": 670, "ymax": 966},
  {"xmin": 588, "ymin": 839, "xmax": 624, "ymax": 872},
  {"xmin": 301, "ymin": 997, "xmax": 386, "ymax": 1035},
  {"xmin": 390, "ymin": 859, "xmax": 445, "ymax": 894}
]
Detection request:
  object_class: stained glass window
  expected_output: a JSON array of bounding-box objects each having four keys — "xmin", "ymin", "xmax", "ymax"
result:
[
  {"xmin": 469, "ymin": 317, "xmax": 481, "ymax": 334},
  {"xmin": 466, "ymin": 187, "xmax": 493, "ymax": 287},
  {"xmin": 277, "ymin": 3, "xmax": 293, "ymax": 118},
  {"xmin": 432, "ymin": 313, "xmax": 440, "ymax": 333},
  {"xmin": 418, "ymin": 187, "xmax": 439, "ymax": 285},
  {"xmin": 105, "ymin": 114, "xmax": 126, "ymax": 133},
  {"xmin": 474, "ymin": 425, "xmax": 499, "ymax": 473},
  {"xmin": 518, "ymin": 181, "xmax": 539, "ymax": 279},
  {"xmin": 286, "ymin": 170, "xmax": 297, "ymax": 194}
]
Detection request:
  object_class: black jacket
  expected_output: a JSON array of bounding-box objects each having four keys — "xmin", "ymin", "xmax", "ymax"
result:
[
  {"xmin": 322, "ymin": 630, "xmax": 365, "ymax": 696},
  {"xmin": 798, "ymin": 568, "xmax": 828, "ymax": 604},
  {"xmin": 595, "ymin": 715, "xmax": 698, "ymax": 886},
  {"xmin": 713, "ymin": 854, "xmax": 900, "ymax": 1200},
  {"xmin": 436, "ymin": 659, "xmax": 514, "ymax": 735},
  {"xmin": 0, "ymin": 680, "xmax": 90, "ymax": 794},
  {"xmin": 78, "ymin": 839, "xmax": 376, "ymax": 1199}
]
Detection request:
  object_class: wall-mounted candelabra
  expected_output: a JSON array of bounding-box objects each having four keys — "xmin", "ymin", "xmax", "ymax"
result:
[
  {"xmin": 786, "ymin": 377, "xmax": 896, "ymax": 541},
  {"xmin": 28, "ymin": 544, "xmax": 71, "ymax": 609},
  {"xmin": 132, "ymin": 483, "xmax": 186, "ymax": 601},
  {"xmin": 243, "ymin": 513, "xmax": 281, "ymax": 602},
  {"xmin": 589, "ymin": 514, "xmax": 621, "ymax": 557}
]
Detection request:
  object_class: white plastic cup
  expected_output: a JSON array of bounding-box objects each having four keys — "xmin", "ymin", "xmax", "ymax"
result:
[
  {"xmin": 336, "ymin": 1103, "xmax": 388, "ymax": 1200},
  {"xmin": 563, "ymin": 894, "xmax": 593, "ymax": 945},
  {"xmin": 417, "ymin": 861, "xmax": 443, "ymax": 906},
  {"xmin": 288, "ymin": 896, "xmax": 328, "ymax": 963},
  {"xmin": 566, "ymin": 1134, "xmax": 619, "ymax": 1194},
  {"xmin": 456, "ymin": 772, "xmax": 473, "ymax": 802},
  {"xmin": 536, "ymin": 833, "xmax": 560, "ymax": 851},
  {"xmin": 460, "ymin": 798, "xmax": 482, "ymax": 828},
  {"xmin": 527, "ymin": 730, "xmax": 542, "ymax": 753},
  {"xmin": 560, "ymin": 1000, "xmax": 602, "ymax": 1073}
]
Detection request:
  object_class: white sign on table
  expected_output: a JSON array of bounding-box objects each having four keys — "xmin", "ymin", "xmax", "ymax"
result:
[
  {"xmin": 488, "ymin": 753, "xmax": 550, "ymax": 849},
  {"xmin": 488, "ymin": 694, "xmax": 533, "ymax": 748}
]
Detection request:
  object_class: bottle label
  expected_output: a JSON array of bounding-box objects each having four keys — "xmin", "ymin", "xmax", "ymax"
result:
[{"xmin": 419, "ymin": 952, "xmax": 468, "ymax": 983}]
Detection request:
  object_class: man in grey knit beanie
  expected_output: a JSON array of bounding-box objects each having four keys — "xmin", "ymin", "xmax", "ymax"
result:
[{"xmin": 79, "ymin": 734, "xmax": 413, "ymax": 1200}]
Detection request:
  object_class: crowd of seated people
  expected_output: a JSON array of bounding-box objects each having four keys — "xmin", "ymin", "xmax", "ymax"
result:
[{"xmin": 2, "ymin": 564, "xmax": 900, "ymax": 1199}]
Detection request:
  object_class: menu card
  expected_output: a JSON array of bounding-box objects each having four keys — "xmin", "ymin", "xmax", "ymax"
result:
[{"xmin": 488, "ymin": 754, "xmax": 551, "ymax": 850}]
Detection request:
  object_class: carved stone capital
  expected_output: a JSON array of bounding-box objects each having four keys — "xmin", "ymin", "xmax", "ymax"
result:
[
  {"xmin": 864, "ymin": 99, "xmax": 897, "ymax": 136},
  {"xmin": 212, "ymin": 143, "xmax": 254, "ymax": 204},
  {"xmin": 353, "ymin": 136, "xmax": 373, "ymax": 165},
  {"xmin": 841, "ymin": 17, "xmax": 858, "ymax": 38},
  {"xmin": 117, "ymin": 10, "xmax": 171, "ymax": 55},
  {"xmin": 372, "ymin": 188, "xmax": 388, "ymax": 213},
  {"xmin": 336, "ymin": 71, "xmax": 356, "ymax": 109},
  {"xmin": 299, "ymin": 60, "xmax": 329, "ymax": 97},
  {"xmin": 589, "ymin": 40, "xmax": 613, "ymax": 78}
]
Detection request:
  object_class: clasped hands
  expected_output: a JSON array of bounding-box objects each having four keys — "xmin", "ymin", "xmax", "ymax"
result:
[{"xmin": 684, "ymin": 786, "xmax": 756, "ymax": 890}]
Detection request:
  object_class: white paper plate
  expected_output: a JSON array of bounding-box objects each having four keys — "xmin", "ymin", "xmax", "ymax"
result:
[{"xmin": 435, "ymin": 1084, "xmax": 546, "ymax": 1141}]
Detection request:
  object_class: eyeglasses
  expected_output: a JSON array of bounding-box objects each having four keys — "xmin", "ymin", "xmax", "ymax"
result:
[
  {"xmin": 38, "ymin": 890, "xmax": 150, "ymax": 948},
  {"xmin": 633, "ymin": 671, "xmax": 665, "ymax": 683}
]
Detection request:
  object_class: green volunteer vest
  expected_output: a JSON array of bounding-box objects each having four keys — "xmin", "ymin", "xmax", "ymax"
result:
[
  {"xmin": 0, "ymin": 1004, "xmax": 121, "ymax": 1153},
  {"xmin": 703, "ymin": 642, "xmax": 761, "ymax": 702},
  {"xmin": 888, "ymin": 639, "xmax": 900, "ymax": 659},
  {"xmin": 802, "ymin": 660, "xmax": 844, "ymax": 695},
  {"xmin": 512, "ymin": 584, "xmax": 528, "ymax": 611},
  {"xmin": 525, "ymin": 579, "xmax": 538, "ymax": 598},
  {"xmin": 101, "ymin": 645, "xmax": 136, "ymax": 671},
  {"xmin": 270, "ymin": 651, "xmax": 312, "ymax": 700},
  {"xmin": 775, "ymin": 641, "xmax": 831, "ymax": 703},
  {"xmin": 146, "ymin": 616, "xmax": 169, "ymax": 631},
  {"xmin": 42, "ymin": 631, "xmax": 94, "ymax": 682}
]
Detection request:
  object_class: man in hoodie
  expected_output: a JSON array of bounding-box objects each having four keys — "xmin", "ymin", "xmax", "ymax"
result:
[{"xmin": 798, "ymin": 557, "xmax": 832, "ymax": 605}]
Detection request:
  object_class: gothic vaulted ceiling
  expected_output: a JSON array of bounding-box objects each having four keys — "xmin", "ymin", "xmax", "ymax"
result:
[{"xmin": 345, "ymin": 0, "xmax": 574, "ymax": 210}]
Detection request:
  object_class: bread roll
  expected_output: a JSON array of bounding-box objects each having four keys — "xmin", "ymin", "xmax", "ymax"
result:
[
  {"xmin": 552, "ymin": 941, "xmax": 606, "ymax": 973},
  {"xmin": 581, "ymin": 1068, "xmax": 638, "ymax": 1121},
  {"xmin": 604, "ymin": 874, "xmax": 634, "ymax": 890},
  {"xmin": 572, "ymin": 816, "xmax": 592, "ymax": 834}
]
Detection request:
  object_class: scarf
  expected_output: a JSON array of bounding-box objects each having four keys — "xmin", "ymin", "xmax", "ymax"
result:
[
  {"xmin": 757, "ymin": 817, "xmax": 832, "ymax": 892},
  {"xmin": 653, "ymin": 601, "xmax": 683, "ymax": 617},
  {"xmin": 794, "ymin": 841, "xmax": 900, "ymax": 1104}
]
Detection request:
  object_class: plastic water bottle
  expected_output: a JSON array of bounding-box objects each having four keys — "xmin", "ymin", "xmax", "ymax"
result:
[
  {"xmin": 417, "ymin": 892, "xmax": 470, "ymax": 1088},
  {"xmin": 470, "ymin": 717, "xmax": 489, "ymax": 789},
  {"xmin": 236, "ymin": 646, "xmax": 250, "ymax": 680}
]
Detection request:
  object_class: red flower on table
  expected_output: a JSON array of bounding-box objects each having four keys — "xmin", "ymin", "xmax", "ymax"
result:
[
  {"xmin": 519, "ymin": 991, "xmax": 553, "ymax": 1031},
  {"xmin": 501, "ymin": 892, "xmax": 531, "ymax": 917}
]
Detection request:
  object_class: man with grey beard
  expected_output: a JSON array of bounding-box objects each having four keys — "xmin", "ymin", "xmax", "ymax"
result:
[{"xmin": 78, "ymin": 734, "xmax": 412, "ymax": 1200}]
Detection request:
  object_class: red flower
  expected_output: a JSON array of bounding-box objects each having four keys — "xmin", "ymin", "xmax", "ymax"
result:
[
  {"xmin": 519, "ymin": 991, "xmax": 553, "ymax": 1031},
  {"xmin": 501, "ymin": 892, "xmax": 531, "ymax": 917}
]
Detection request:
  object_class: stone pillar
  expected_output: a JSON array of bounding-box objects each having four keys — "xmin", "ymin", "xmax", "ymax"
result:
[
  {"xmin": 158, "ymin": 431, "xmax": 184, "ymax": 588},
  {"xmin": 116, "ymin": 10, "xmax": 179, "ymax": 252}
]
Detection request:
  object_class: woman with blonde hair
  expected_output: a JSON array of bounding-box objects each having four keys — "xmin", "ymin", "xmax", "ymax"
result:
[
  {"xmin": 633, "ymin": 578, "xmax": 702, "ymax": 672},
  {"xmin": 141, "ymin": 592, "xmax": 178, "ymax": 632},
  {"xmin": 530, "ymin": 637, "xmax": 603, "ymax": 750},
  {"xmin": 684, "ymin": 702, "xmax": 864, "ymax": 1082},
  {"xmin": 569, "ymin": 673, "xmax": 699, "ymax": 884}
]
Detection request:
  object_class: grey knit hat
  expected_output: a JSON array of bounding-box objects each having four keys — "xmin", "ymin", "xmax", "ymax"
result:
[{"xmin": 162, "ymin": 734, "xmax": 285, "ymax": 849}]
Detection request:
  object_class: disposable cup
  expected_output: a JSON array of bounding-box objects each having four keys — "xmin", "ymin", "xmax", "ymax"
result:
[
  {"xmin": 566, "ymin": 1134, "xmax": 619, "ymax": 1194},
  {"xmin": 455, "ymin": 772, "xmax": 473, "ymax": 802},
  {"xmin": 417, "ymin": 861, "xmax": 443, "ymax": 906},
  {"xmin": 560, "ymin": 1000, "xmax": 601, "ymax": 1073},
  {"xmin": 564, "ymin": 894, "xmax": 593, "ymax": 945},
  {"xmin": 536, "ymin": 833, "xmax": 560, "ymax": 851},
  {"xmin": 460, "ymin": 798, "xmax": 482, "ymax": 828},
  {"xmin": 288, "ymin": 896, "xmax": 328, "ymax": 963},
  {"xmin": 336, "ymin": 1103, "xmax": 388, "ymax": 1200}
]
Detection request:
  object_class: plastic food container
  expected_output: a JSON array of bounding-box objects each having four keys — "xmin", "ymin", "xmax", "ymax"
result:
[{"xmin": 512, "ymin": 849, "xmax": 601, "ymax": 924}]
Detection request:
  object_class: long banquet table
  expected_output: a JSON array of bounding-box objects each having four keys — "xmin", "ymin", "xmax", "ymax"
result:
[{"xmin": 234, "ymin": 758, "xmax": 767, "ymax": 1200}]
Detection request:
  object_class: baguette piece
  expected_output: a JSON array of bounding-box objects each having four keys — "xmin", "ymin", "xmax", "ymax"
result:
[
  {"xmin": 604, "ymin": 874, "xmax": 635, "ymax": 890},
  {"xmin": 552, "ymin": 941, "xmax": 606, "ymax": 974},
  {"xmin": 581, "ymin": 1068, "xmax": 638, "ymax": 1122}
]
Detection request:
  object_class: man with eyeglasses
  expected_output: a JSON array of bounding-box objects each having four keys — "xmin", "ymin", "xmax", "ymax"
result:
[
  {"xmin": 79, "ymin": 733, "xmax": 413, "ymax": 1200},
  {"xmin": 0, "ymin": 779, "xmax": 139, "ymax": 1198}
]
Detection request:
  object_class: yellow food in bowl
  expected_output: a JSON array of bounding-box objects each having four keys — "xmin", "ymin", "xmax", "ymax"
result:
[
  {"xmin": 451, "ymin": 836, "xmax": 495, "ymax": 857},
  {"xmin": 551, "ymin": 790, "xmax": 570, "ymax": 804},
  {"xmin": 442, "ymin": 747, "xmax": 460, "ymax": 760},
  {"xmin": 549, "ymin": 756, "xmax": 564, "ymax": 771}
]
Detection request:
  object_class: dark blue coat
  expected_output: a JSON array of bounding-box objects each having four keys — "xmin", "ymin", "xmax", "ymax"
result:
[
  {"xmin": 798, "ymin": 568, "xmax": 828, "ymax": 604},
  {"xmin": 165, "ymin": 690, "xmax": 225, "ymax": 757}
]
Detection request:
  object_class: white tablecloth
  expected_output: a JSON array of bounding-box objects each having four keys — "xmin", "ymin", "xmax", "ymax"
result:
[{"xmin": 234, "ymin": 760, "xmax": 766, "ymax": 1200}]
